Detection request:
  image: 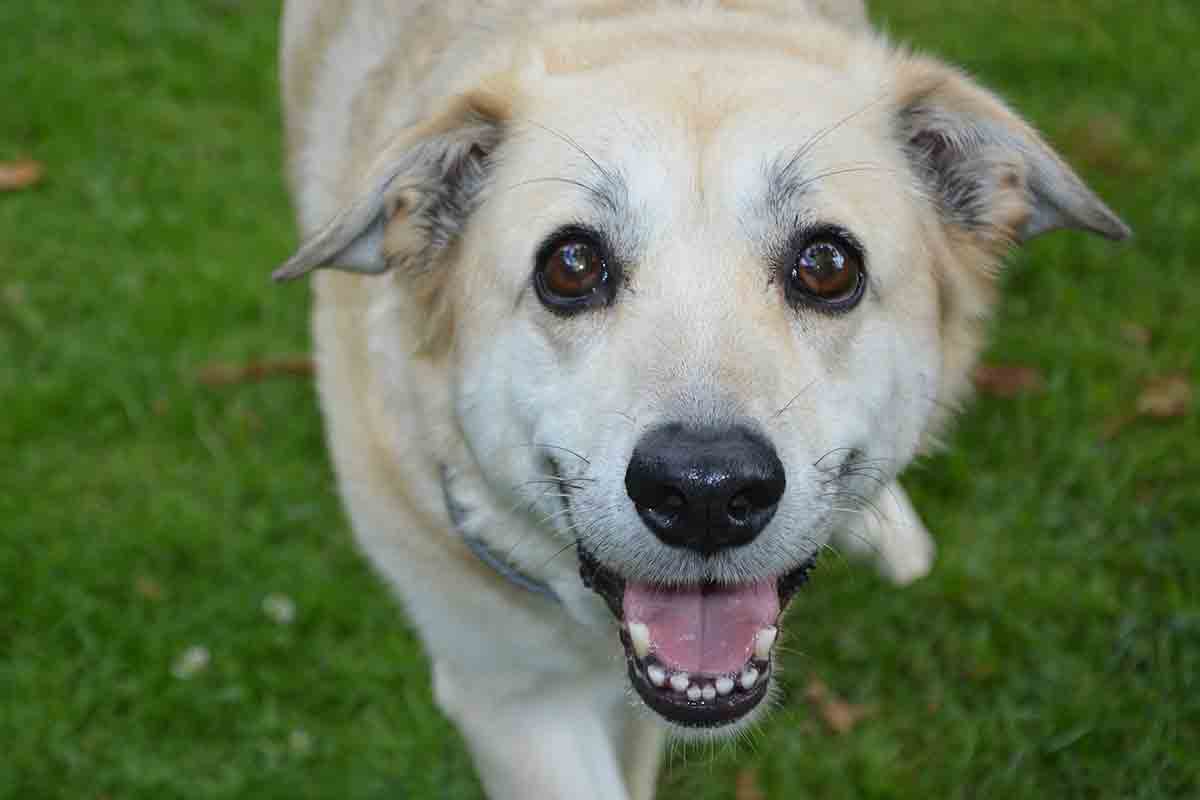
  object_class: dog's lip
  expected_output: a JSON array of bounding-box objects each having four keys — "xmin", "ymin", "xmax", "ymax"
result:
[
  {"xmin": 578, "ymin": 548, "xmax": 817, "ymax": 727},
  {"xmin": 623, "ymin": 643, "xmax": 773, "ymax": 728}
]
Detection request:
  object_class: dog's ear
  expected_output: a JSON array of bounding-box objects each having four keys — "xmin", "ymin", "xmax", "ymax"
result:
[
  {"xmin": 895, "ymin": 57, "xmax": 1131, "ymax": 248},
  {"xmin": 273, "ymin": 91, "xmax": 508, "ymax": 282}
]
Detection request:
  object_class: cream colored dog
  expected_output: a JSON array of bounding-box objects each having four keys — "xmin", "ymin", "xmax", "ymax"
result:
[{"xmin": 276, "ymin": 2, "xmax": 1129, "ymax": 797}]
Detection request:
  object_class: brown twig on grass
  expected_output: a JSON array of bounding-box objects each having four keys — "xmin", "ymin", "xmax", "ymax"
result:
[
  {"xmin": 805, "ymin": 678, "xmax": 876, "ymax": 735},
  {"xmin": 0, "ymin": 160, "xmax": 44, "ymax": 191},
  {"xmin": 197, "ymin": 356, "xmax": 315, "ymax": 387}
]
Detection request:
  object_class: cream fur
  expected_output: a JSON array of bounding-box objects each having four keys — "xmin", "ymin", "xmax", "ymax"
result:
[{"xmin": 278, "ymin": 2, "xmax": 1128, "ymax": 797}]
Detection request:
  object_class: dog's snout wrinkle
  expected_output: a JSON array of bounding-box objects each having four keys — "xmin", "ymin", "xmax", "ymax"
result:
[{"xmin": 625, "ymin": 424, "xmax": 785, "ymax": 556}]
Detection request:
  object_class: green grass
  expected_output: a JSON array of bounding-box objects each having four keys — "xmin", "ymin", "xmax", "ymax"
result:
[{"xmin": 2, "ymin": 1, "xmax": 1197, "ymax": 797}]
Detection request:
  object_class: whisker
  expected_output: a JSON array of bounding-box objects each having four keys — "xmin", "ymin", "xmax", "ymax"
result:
[
  {"xmin": 524, "ymin": 119, "xmax": 613, "ymax": 186},
  {"xmin": 780, "ymin": 92, "xmax": 891, "ymax": 179},
  {"xmin": 503, "ymin": 175, "xmax": 607, "ymax": 202},
  {"xmin": 774, "ymin": 378, "xmax": 818, "ymax": 418},
  {"xmin": 792, "ymin": 163, "xmax": 897, "ymax": 194},
  {"xmin": 536, "ymin": 539, "xmax": 581, "ymax": 572},
  {"xmin": 514, "ymin": 478, "xmax": 593, "ymax": 492},
  {"xmin": 533, "ymin": 505, "xmax": 576, "ymax": 528},
  {"xmin": 821, "ymin": 489, "xmax": 887, "ymax": 529},
  {"xmin": 502, "ymin": 442, "xmax": 593, "ymax": 466},
  {"xmin": 812, "ymin": 446, "xmax": 859, "ymax": 470},
  {"xmin": 533, "ymin": 443, "xmax": 592, "ymax": 465},
  {"xmin": 836, "ymin": 470, "xmax": 889, "ymax": 491},
  {"xmin": 600, "ymin": 409, "xmax": 637, "ymax": 425},
  {"xmin": 773, "ymin": 644, "xmax": 811, "ymax": 660}
]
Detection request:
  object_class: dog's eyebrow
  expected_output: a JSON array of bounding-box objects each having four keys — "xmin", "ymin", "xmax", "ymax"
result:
[
  {"xmin": 760, "ymin": 153, "xmax": 893, "ymax": 238},
  {"xmin": 506, "ymin": 120, "xmax": 645, "ymax": 264},
  {"xmin": 521, "ymin": 120, "xmax": 630, "ymax": 215},
  {"xmin": 507, "ymin": 173, "xmax": 627, "ymax": 220},
  {"xmin": 763, "ymin": 151, "xmax": 814, "ymax": 226},
  {"xmin": 762, "ymin": 96, "xmax": 892, "ymax": 226}
]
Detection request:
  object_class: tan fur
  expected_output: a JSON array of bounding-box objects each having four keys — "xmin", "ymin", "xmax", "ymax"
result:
[{"xmin": 278, "ymin": 3, "xmax": 1127, "ymax": 797}]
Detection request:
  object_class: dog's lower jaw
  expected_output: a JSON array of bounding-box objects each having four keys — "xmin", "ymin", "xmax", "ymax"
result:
[{"xmin": 623, "ymin": 637, "xmax": 774, "ymax": 729}]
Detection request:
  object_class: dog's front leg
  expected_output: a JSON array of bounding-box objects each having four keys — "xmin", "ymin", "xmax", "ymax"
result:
[
  {"xmin": 618, "ymin": 709, "xmax": 665, "ymax": 800},
  {"xmin": 434, "ymin": 660, "xmax": 637, "ymax": 800}
]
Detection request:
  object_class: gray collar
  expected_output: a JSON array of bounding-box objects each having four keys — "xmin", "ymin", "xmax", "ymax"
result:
[{"xmin": 440, "ymin": 466, "xmax": 560, "ymax": 604}]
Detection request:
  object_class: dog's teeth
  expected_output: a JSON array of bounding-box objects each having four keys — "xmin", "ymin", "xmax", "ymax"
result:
[
  {"xmin": 647, "ymin": 664, "xmax": 666, "ymax": 687},
  {"xmin": 739, "ymin": 667, "xmax": 760, "ymax": 691},
  {"xmin": 754, "ymin": 626, "xmax": 778, "ymax": 660},
  {"xmin": 669, "ymin": 673, "xmax": 690, "ymax": 693},
  {"xmin": 627, "ymin": 622, "xmax": 651, "ymax": 658},
  {"xmin": 686, "ymin": 684, "xmax": 702, "ymax": 702},
  {"xmin": 715, "ymin": 676, "xmax": 735, "ymax": 696},
  {"xmin": 701, "ymin": 684, "xmax": 717, "ymax": 701}
]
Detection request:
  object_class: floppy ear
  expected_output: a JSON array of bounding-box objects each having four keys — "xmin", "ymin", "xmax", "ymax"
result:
[
  {"xmin": 273, "ymin": 92, "xmax": 508, "ymax": 282},
  {"xmin": 895, "ymin": 57, "xmax": 1131, "ymax": 248}
]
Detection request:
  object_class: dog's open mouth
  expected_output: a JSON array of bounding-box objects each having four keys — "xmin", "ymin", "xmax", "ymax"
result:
[{"xmin": 580, "ymin": 549, "xmax": 817, "ymax": 728}]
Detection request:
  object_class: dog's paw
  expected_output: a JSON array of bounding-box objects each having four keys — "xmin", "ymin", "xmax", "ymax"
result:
[{"xmin": 831, "ymin": 481, "xmax": 935, "ymax": 586}]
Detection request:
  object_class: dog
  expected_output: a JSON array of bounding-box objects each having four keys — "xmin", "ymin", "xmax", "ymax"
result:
[{"xmin": 275, "ymin": 2, "xmax": 1129, "ymax": 797}]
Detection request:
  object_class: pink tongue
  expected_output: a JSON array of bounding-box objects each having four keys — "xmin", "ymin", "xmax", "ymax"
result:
[{"xmin": 623, "ymin": 580, "xmax": 779, "ymax": 675}]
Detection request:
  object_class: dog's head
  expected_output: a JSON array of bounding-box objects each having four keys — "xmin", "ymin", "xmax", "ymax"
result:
[{"xmin": 278, "ymin": 13, "xmax": 1128, "ymax": 731}]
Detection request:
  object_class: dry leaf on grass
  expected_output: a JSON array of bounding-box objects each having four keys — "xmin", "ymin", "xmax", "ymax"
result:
[
  {"xmin": 134, "ymin": 575, "xmax": 164, "ymax": 601},
  {"xmin": 1136, "ymin": 373, "xmax": 1193, "ymax": 419},
  {"xmin": 972, "ymin": 363, "xmax": 1046, "ymax": 398},
  {"xmin": 197, "ymin": 356, "xmax": 314, "ymax": 386},
  {"xmin": 0, "ymin": 159, "xmax": 44, "ymax": 191},
  {"xmin": 1119, "ymin": 322, "xmax": 1152, "ymax": 347},
  {"xmin": 805, "ymin": 679, "xmax": 876, "ymax": 735},
  {"xmin": 1103, "ymin": 372, "xmax": 1193, "ymax": 439},
  {"xmin": 735, "ymin": 769, "xmax": 765, "ymax": 800}
]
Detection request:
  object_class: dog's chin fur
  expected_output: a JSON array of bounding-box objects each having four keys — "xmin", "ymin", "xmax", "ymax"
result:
[{"xmin": 278, "ymin": 1, "xmax": 1129, "ymax": 797}]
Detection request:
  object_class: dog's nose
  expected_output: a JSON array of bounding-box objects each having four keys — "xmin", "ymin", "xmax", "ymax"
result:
[{"xmin": 625, "ymin": 424, "xmax": 786, "ymax": 555}]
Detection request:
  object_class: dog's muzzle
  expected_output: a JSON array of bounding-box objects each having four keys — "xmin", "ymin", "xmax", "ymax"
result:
[{"xmin": 578, "ymin": 424, "xmax": 814, "ymax": 728}]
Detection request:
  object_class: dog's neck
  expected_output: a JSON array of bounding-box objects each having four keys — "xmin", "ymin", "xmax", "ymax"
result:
[{"xmin": 439, "ymin": 465, "xmax": 561, "ymax": 603}]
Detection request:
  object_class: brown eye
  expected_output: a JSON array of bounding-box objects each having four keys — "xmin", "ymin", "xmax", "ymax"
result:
[
  {"xmin": 534, "ymin": 228, "xmax": 618, "ymax": 313},
  {"xmin": 785, "ymin": 232, "xmax": 866, "ymax": 312}
]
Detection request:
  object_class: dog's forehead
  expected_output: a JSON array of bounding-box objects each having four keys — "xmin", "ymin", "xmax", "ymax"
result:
[{"xmin": 511, "ymin": 56, "xmax": 901, "ymax": 238}]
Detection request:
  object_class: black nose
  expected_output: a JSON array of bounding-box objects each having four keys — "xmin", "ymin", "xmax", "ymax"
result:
[{"xmin": 625, "ymin": 424, "xmax": 786, "ymax": 556}]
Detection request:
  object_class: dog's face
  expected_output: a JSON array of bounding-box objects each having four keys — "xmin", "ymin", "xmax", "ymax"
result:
[
  {"xmin": 277, "ymin": 21, "xmax": 1128, "ymax": 731},
  {"xmin": 457, "ymin": 59, "xmax": 943, "ymax": 728}
]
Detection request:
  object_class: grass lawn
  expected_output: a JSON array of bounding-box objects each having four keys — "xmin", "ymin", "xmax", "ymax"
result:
[{"xmin": 2, "ymin": 1, "xmax": 1197, "ymax": 797}]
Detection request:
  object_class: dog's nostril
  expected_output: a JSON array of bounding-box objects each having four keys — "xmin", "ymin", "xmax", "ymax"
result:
[
  {"xmin": 728, "ymin": 491, "xmax": 753, "ymax": 523},
  {"xmin": 660, "ymin": 490, "xmax": 686, "ymax": 512}
]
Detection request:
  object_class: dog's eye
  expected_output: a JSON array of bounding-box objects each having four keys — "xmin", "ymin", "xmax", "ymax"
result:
[
  {"xmin": 785, "ymin": 231, "xmax": 866, "ymax": 312},
  {"xmin": 534, "ymin": 228, "xmax": 616, "ymax": 313}
]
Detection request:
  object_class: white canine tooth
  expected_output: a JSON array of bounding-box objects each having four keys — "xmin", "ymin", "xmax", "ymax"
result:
[
  {"xmin": 669, "ymin": 673, "xmax": 691, "ymax": 693},
  {"xmin": 628, "ymin": 622, "xmax": 651, "ymax": 659},
  {"xmin": 647, "ymin": 664, "xmax": 666, "ymax": 688},
  {"xmin": 754, "ymin": 626, "xmax": 778, "ymax": 661},
  {"xmin": 715, "ymin": 677, "xmax": 735, "ymax": 696},
  {"xmin": 702, "ymin": 684, "xmax": 717, "ymax": 701},
  {"xmin": 686, "ymin": 684, "xmax": 702, "ymax": 702},
  {"xmin": 740, "ymin": 667, "xmax": 760, "ymax": 691}
]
